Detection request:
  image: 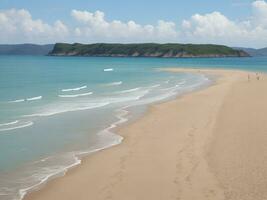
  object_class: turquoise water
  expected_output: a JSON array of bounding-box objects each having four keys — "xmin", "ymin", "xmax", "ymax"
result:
[{"xmin": 0, "ymin": 56, "xmax": 267, "ymax": 200}]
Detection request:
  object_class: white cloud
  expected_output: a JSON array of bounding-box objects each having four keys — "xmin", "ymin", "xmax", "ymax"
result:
[
  {"xmin": 1, "ymin": 1, "xmax": 267, "ymax": 47},
  {"xmin": 181, "ymin": 12, "xmax": 244, "ymax": 44},
  {"xmin": 252, "ymin": 0, "xmax": 267, "ymax": 27},
  {"xmin": 181, "ymin": 0, "xmax": 267, "ymax": 47},
  {"xmin": 0, "ymin": 9, "xmax": 68, "ymax": 43},
  {"xmin": 71, "ymin": 9, "xmax": 178, "ymax": 43}
]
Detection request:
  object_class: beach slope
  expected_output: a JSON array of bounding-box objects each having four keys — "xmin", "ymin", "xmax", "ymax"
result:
[{"xmin": 26, "ymin": 68, "xmax": 267, "ymax": 200}]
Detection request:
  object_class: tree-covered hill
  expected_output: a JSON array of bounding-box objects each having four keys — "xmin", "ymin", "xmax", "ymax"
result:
[{"xmin": 49, "ymin": 43, "xmax": 249, "ymax": 58}]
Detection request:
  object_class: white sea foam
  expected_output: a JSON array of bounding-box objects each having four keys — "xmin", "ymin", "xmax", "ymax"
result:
[
  {"xmin": 96, "ymin": 110, "xmax": 128, "ymax": 141},
  {"xmin": 16, "ymin": 124, "xmax": 124, "ymax": 200},
  {"xmin": 17, "ymin": 132, "xmax": 123, "ymax": 200},
  {"xmin": 26, "ymin": 96, "xmax": 42, "ymax": 101},
  {"xmin": 5, "ymin": 74, "xmax": 211, "ymax": 200},
  {"xmin": 0, "ymin": 63, "xmax": 214, "ymax": 200},
  {"xmin": 116, "ymin": 87, "xmax": 140, "ymax": 94},
  {"xmin": 128, "ymin": 77, "xmax": 210, "ymax": 108},
  {"xmin": 160, "ymin": 85, "xmax": 181, "ymax": 91},
  {"xmin": 19, "ymin": 155, "xmax": 81, "ymax": 200},
  {"xmin": 108, "ymin": 90, "xmax": 150, "ymax": 104},
  {"xmin": 149, "ymin": 84, "xmax": 161, "ymax": 88},
  {"xmin": 58, "ymin": 92, "xmax": 93, "ymax": 98},
  {"xmin": 9, "ymin": 99, "xmax": 25, "ymax": 103},
  {"xmin": 8, "ymin": 96, "xmax": 42, "ymax": 103},
  {"xmin": 105, "ymin": 81, "xmax": 122, "ymax": 86},
  {"xmin": 26, "ymin": 90, "xmax": 149, "ymax": 118},
  {"xmin": 32, "ymin": 156, "xmax": 51, "ymax": 164},
  {"xmin": 0, "ymin": 121, "xmax": 33, "ymax": 132},
  {"xmin": 128, "ymin": 90, "xmax": 177, "ymax": 107},
  {"xmin": 61, "ymin": 85, "xmax": 87, "ymax": 92},
  {"xmin": 177, "ymin": 80, "xmax": 186, "ymax": 85},
  {"xmin": 0, "ymin": 120, "xmax": 19, "ymax": 127},
  {"xmin": 24, "ymin": 102, "xmax": 109, "ymax": 117},
  {"xmin": 16, "ymin": 122, "xmax": 124, "ymax": 200},
  {"xmin": 103, "ymin": 68, "xmax": 114, "ymax": 72}
]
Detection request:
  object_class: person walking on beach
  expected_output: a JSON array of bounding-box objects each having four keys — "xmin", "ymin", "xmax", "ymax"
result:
[{"xmin": 248, "ymin": 74, "xmax": 250, "ymax": 82}]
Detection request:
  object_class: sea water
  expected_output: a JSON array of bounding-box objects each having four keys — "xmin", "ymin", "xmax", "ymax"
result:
[{"xmin": 0, "ymin": 55, "xmax": 267, "ymax": 200}]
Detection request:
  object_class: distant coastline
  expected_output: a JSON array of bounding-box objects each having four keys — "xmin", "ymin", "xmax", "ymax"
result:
[
  {"xmin": 48, "ymin": 43, "xmax": 249, "ymax": 58},
  {"xmin": 0, "ymin": 44, "xmax": 54, "ymax": 55},
  {"xmin": 2, "ymin": 43, "xmax": 267, "ymax": 57}
]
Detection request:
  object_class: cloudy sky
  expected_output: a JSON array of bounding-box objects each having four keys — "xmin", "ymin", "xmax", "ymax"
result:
[{"xmin": 0, "ymin": 0, "xmax": 267, "ymax": 48}]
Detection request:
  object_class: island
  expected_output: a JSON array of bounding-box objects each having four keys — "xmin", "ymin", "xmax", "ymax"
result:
[{"xmin": 49, "ymin": 43, "xmax": 250, "ymax": 58}]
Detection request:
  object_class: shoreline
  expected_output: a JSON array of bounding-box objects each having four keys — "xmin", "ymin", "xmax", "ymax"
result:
[
  {"xmin": 8, "ymin": 69, "xmax": 211, "ymax": 200},
  {"xmin": 25, "ymin": 68, "xmax": 267, "ymax": 200},
  {"xmin": 20, "ymin": 69, "xmax": 212, "ymax": 200}
]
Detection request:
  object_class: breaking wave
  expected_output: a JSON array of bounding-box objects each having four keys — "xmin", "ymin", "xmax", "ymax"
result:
[
  {"xmin": 58, "ymin": 92, "xmax": 93, "ymax": 98},
  {"xmin": 61, "ymin": 85, "xmax": 87, "ymax": 92},
  {"xmin": 0, "ymin": 120, "xmax": 33, "ymax": 132},
  {"xmin": 105, "ymin": 81, "xmax": 122, "ymax": 86},
  {"xmin": 103, "ymin": 68, "xmax": 114, "ymax": 72}
]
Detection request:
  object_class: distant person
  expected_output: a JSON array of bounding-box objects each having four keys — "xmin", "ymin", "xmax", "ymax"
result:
[
  {"xmin": 248, "ymin": 74, "xmax": 250, "ymax": 82},
  {"xmin": 256, "ymin": 73, "xmax": 260, "ymax": 80}
]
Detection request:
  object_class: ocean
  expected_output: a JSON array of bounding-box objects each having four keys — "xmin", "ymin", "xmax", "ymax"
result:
[{"xmin": 0, "ymin": 55, "xmax": 267, "ymax": 200}]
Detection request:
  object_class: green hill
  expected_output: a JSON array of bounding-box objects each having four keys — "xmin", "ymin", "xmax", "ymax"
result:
[{"xmin": 49, "ymin": 43, "xmax": 249, "ymax": 58}]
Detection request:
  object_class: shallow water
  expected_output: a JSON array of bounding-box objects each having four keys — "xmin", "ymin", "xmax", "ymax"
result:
[{"xmin": 0, "ymin": 56, "xmax": 267, "ymax": 200}]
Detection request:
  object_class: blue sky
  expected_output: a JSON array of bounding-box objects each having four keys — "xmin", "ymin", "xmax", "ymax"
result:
[
  {"xmin": 0, "ymin": 0, "xmax": 266, "ymax": 48},
  {"xmin": 0, "ymin": 0, "xmax": 253, "ymax": 25}
]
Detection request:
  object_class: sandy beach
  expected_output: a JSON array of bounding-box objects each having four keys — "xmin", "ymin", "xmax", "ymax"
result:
[{"xmin": 25, "ymin": 68, "xmax": 267, "ymax": 200}]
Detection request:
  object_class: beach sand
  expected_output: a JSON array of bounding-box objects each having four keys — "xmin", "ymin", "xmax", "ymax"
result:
[{"xmin": 25, "ymin": 68, "xmax": 267, "ymax": 200}]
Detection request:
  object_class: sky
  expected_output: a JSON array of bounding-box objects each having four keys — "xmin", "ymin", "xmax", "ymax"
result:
[{"xmin": 0, "ymin": 0, "xmax": 266, "ymax": 48}]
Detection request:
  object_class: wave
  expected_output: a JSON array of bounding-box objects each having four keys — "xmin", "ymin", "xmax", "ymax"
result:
[
  {"xmin": 58, "ymin": 92, "xmax": 93, "ymax": 98},
  {"xmin": 19, "ymin": 154, "xmax": 81, "ymax": 200},
  {"xmin": 165, "ymin": 80, "xmax": 170, "ymax": 84},
  {"xmin": 16, "ymin": 112, "xmax": 125, "ymax": 200},
  {"xmin": 18, "ymin": 131, "xmax": 123, "ymax": 200},
  {"xmin": 177, "ymin": 80, "xmax": 186, "ymax": 85},
  {"xmin": 8, "ymin": 96, "xmax": 42, "ymax": 103},
  {"xmin": 160, "ymin": 84, "xmax": 181, "ymax": 91},
  {"xmin": 127, "ymin": 89, "xmax": 178, "ymax": 108},
  {"xmin": 103, "ymin": 68, "xmax": 114, "ymax": 72},
  {"xmin": 116, "ymin": 87, "xmax": 140, "ymax": 94},
  {"xmin": 26, "ymin": 96, "xmax": 42, "ymax": 101},
  {"xmin": 150, "ymin": 84, "xmax": 161, "ymax": 88},
  {"xmin": 13, "ymin": 76, "xmax": 212, "ymax": 200},
  {"xmin": 0, "ymin": 71, "xmax": 213, "ymax": 200},
  {"xmin": 0, "ymin": 121, "xmax": 33, "ymax": 132},
  {"xmin": 0, "ymin": 120, "xmax": 19, "ymax": 127},
  {"xmin": 108, "ymin": 90, "xmax": 150, "ymax": 104},
  {"xmin": 61, "ymin": 85, "xmax": 87, "ymax": 92},
  {"xmin": 25, "ymin": 89, "xmax": 150, "ymax": 118},
  {"xmin": 105, "ymin": 81, "xmax": 122, "ymax": 86},
  {"xmin": 8, "ymin": 99, "xmax": 25, "ymax": 103},
  {"xmin": 24, "ymin": 102, "xmax": 109, "ymax": 117}
]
